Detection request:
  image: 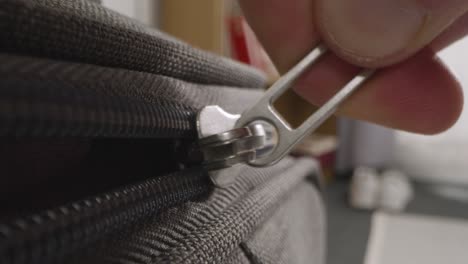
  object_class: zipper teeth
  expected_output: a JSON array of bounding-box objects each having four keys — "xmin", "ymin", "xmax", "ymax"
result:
[
  {"xmin": 0, "ymin": 168, "xmax": 210, "ymax": 264},
  {"xmin": 0, "ymin": 99, "xmax": 197, "ymax": 138},
  {"xmin": 0, "ymin": 78, "xmax": 197, "ymax": 138}
]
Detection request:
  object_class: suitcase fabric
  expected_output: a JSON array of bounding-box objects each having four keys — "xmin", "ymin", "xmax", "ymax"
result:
[{"xmin": 0, "ymin": 0, "xmax": 326, "ymax": 263}]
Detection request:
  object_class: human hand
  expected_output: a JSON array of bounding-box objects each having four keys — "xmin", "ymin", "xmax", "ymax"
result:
[{"xmin": 239, "ymin": 0, "xmax": 467, "ymax": 134}]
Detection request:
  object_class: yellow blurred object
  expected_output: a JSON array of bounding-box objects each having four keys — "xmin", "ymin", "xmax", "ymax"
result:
[
  {"xmin": 160, "ymin": 0, "xmax": 226, "ymax": 55},
  {"xmin": 273, "ymin": 89, "xmax": 337, "ymax": 134}
]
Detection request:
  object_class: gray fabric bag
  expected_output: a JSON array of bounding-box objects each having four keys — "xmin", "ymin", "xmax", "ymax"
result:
[{"xmin": 0, "ymin": 0, "xmax": 326, "ymax": 263}]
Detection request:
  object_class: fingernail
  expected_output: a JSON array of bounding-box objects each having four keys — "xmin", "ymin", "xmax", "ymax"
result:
[{"xmin": 318, "ymin": 0, "xmax": 427, "ymax": 62}]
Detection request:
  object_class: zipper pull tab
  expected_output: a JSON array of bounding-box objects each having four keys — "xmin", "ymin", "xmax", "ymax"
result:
[{"xmin": 198, "ymin": 45, "xmax": 373, "ymax": 187}]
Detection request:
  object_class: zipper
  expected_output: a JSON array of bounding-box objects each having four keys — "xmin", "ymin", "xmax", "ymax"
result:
[
  {"xmin": 0, "ymin": 48, "xmax": 349, "ymax": 263},
  {"xmin": 0, "ymin": 168, "xmax": 211, "ymax": 264},
  {"xmin": 197, "ymin": 46, "xmax": 373, "ymax": 187},
  {"xmin": 0, "ymin": 1, "xmax": 278, "ymax": 262},
  {"xmin": 0, "ymin": 57, "xmax": 246, "ymax": 264},
  {"xmin": 0, "ymin": 2, "xmax": 346, "ymax": 262}
]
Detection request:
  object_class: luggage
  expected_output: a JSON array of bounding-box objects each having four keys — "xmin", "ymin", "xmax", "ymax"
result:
[{"xmin": 0, "ymin": 0, "xmax": 326, "ymax": 263}]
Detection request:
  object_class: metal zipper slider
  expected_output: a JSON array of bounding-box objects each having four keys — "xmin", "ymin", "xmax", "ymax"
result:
[
  {"xmin": 198, "ymin": 45, "xmax": 374, "ymax": 187},
  {"xmin": 197, "ymin": 106, "xmax": 278, "ymax": 186}
]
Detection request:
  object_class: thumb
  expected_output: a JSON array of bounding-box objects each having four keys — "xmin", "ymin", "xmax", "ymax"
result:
[{"xmin": 316, "ymin": 0, "xmax": 468, "ymax": 67}]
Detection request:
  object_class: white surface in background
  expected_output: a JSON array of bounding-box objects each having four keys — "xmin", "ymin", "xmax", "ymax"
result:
[
  {"xmin": 102, "ymin": 0, "xmax": 136, "ymax": 18},
  {"xmin": 394, "ymin": 37, "xmax": 468, "ymax": 185},
  {"xmin": 365, "ymin": 212, "xmax": 468, "ymax": 264},
  {"xmin": 101, "ymin": 0, "xmax": 159, "ymax": 26}
]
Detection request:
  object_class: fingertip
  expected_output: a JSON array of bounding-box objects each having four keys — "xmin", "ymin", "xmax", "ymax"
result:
[{"xmin": 362, "ymin": 49, "xmax": 464, "ymax": 134}]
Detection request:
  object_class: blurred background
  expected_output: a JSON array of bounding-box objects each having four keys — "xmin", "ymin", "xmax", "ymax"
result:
[{"xmin": 102, "ymin": 1, "xmax": 468, "ymax": 263}]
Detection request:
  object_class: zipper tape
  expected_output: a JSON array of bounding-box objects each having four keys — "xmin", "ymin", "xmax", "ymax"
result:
[{"xmin": 0, "ymin": 168, "xmax": 211, "ymax": 264}]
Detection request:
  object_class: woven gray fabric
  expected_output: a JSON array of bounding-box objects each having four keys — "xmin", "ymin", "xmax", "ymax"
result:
[
  {"xmin": 0, "ymin": 1, "xmax": 326, "ymax": 263},
  {"xmin": 225, "ymin": 248, "xmax": 252, "ymax": 264},
  {"xmin": 0, "ymin": 0, "xmax": 266, "ymax": 88},
  {"xmin": 70, "ymin": 158, "xmax": 324, "ymax": 264},
  {"xmin": 0, "ymin": 54, "xmax": 263, "ymax": 137},
  {"xmin": 0, "ymin": 54, "xmax": 263, "ymax": 114},
  {"xmin": 243, "ymin": 183, "xmax": 326, "ymax": 264}
]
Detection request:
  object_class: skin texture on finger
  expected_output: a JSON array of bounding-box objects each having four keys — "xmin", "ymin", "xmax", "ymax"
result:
[
  {"xmin": 238, "ymin": 0, "xmax": 318, "ymax": 72},
  {"xmin": 316, "ymin": 0, "xmax": 468, "ymax": 67},
  {"xmin": 293, "ymin": 49, "xmax": 464, "ymax": 134},
  {"xmin": 432, "ymin": 12, "xmax": 468, "ymax": 51}
]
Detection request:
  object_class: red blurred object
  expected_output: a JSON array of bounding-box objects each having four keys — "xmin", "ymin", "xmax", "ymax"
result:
[{"xmin": 227, "ymin": 15, "xmax": 278, "ymax": 79}]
